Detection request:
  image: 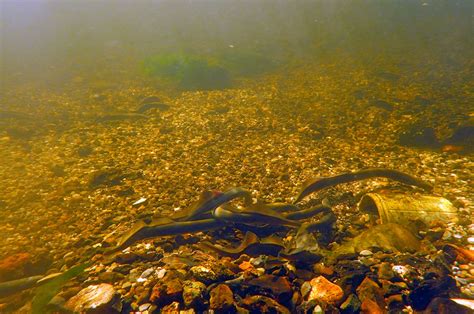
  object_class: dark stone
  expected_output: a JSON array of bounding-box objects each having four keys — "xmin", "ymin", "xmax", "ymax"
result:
[
  {"xmin": 444, "ymin": 125, "xmax": 473, "ymax": 147},
  {"xmin": 5, "ymin": 126, "xmax": 35, "ymax": 139},
  {"xmin": 353, "ymin": 90, "xmax": 366, "ymax": 100},
  {"xmin": 414, "ymin": 96, "xmax": 433, "ymax": 106},
  {"xmin": 375, "ymin": 71, "xmax": 400, "ymax": 81},
  {"xmin": 387, "ymin": 294, "xmax": 405, "ymax": 313},
  {"xmin": 78, "ymin": 146, "xmax": 94, "ymax": 157},
  {"xmin": 398, "ymin": 125, "xmax": 440, "ymax": 148},
  {"xmin": 245, "ymin": 275, "xmax": 293, "ymax": 302},
  {"xmin": 241, "ymin": 295, "xmax": 290, "ymax": 314},
  {"xmin": 408, "ymin": 275, "xmax": 458, "ymax": 310},
  {"xmin": 422, "ymin": 297, "xmax": 473, "ymax": 314},
  {"xmin": 50, "ymin": 164, "xmax": 66, "ymax": 177},
  {"xmin": 340, "ymin": 294, "xmax": 361, "ymax": 314},
  {"xmin": 370, "ymin": 100, "xmax": 394, "ymax": 111}
]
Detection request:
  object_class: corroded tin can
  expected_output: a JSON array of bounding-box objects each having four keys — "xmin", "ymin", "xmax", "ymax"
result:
[{"xmin": 358, "ymin": 193, "xmax": 459, "ymax": 226}]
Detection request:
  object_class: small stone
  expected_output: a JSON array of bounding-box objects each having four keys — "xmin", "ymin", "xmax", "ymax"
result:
[
  {"xmin": 140, "ymin": 268, "xmax": 155, "ymax": 278},
  {"xmin": 424, "ymin": 297, "xmax": 473, "ymax": 314},
  {"xmin": 98, "ymin": 271, "xmax": 123, "ymax": 283},
  {"xmin": 300, "ymin": 281, "xmax": 312, "ymax": 299},
  {"xmin": 356, "ymin": 277, "xmax": 385, "ymax": 309},
  {"xmin": 156, "ymin": 268, "xmax": 167, "ymax": 279},
  {"xmin": 377, "ymin": 262, "xmax": 396, "ymax": 281},
  {"xmin": 307, "ymin": 276, "xmax": 344, "ymax": 305},
  {"xmin": 459, "ymin": 264, "xmax": 470, "ymax": 270},
  {"xmin": 189, "ymin": 265, "xmax": 218, "ymax": 284},
  {"xmin": 246, "ymin": 275, "xmax": 292, "ymax": 302},
  {"xmin": 138, "ymin": 303, "xmax": 151, "ymax": 311},
  {"xmin": 312, "ymin": 263, "xmax": 334, "ymax": 276},
  {"xmin": 340, "ymin": 294, "xmax": 361, "ymax": 314},
  {"xmin": 182, "ymin": 280, "xmax": 206, "ymax": 308},
  {"xmin": 64, "ymin": 283, "xmax": 120, "ymax": 313},
  {"xmin": 209, "ymin": 284, "xmax": 235, "ymax": 313},
  {"xmin": 161, "ymin": 301, "xmax": 180, "ymax": 312},
  {"xmin": 360, "ymin": 299, "xmax": 384, "ymax": 314},
  {"xmin": 241, "ymin": 295, "xmax": 290, "ymax": 314},
  {"xmin": 386, "ymin": 294, "xmax": 404, "ymax": 312},
  {"xmin": 150, "ymin": 278, "xmax": 183, "ymax": 306},
  {"xmin": 359, "ymin": 250, "xmax": 373, "ymax": 257}
]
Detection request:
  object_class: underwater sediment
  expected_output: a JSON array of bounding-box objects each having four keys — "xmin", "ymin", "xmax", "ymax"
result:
[{"xmin": 0, "ymin": 57, "xmax": 472, "ymax": 313}]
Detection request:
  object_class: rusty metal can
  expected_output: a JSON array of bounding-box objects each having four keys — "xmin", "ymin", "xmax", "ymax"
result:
[{"xmin": 358, "ymin": 193, "xmax": 459, "ymax": 226}]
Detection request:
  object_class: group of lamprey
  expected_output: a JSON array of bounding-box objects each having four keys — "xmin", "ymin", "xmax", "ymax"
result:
[{"xmin": 107, "ymin": 168, "xmax": 433, "ymax": 259}]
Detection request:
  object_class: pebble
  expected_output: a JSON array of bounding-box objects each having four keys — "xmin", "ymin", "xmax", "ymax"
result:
[
  {"xmin": 64, "ymin": 283, "xmax": 119, "ymax": 313},
  {"xmin": 359, "ymin": 250, "xmax": 373, "ymax": 256},
  {"xmin": 138, "ymin": 303, "xmax": 151, "ymax": 311},
  {"xmin": 307, "ymin": 276, "xmax": 344, "ymax": 305},
  {"xmin": 140, "ymin": 268, "xmax": 154, "ymax": 278},
  {"xmin": 209, "ymin": 284, "xmax": 235, "ymax": 312}
]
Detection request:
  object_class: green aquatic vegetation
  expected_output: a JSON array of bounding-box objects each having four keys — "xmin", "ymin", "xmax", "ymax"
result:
[
  {"xmin": 142, "ymin": 51, "xmax": 275, "ymax": 90},
  {"xmin": 31, "ymin": 263, "xmax": 89, "ymax": 314},
  {"xmin": 142, "ymin": 53, "xmax": 231, "ymax": 91}
]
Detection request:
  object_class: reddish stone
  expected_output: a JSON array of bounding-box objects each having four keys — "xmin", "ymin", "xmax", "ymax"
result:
[
  {"xmin": 247, "ymin": 275, "xmax": 292, "ymax": 302},
  {"xmin": 239, "ymin": 261, "xmax": 253, "ymax": 271},
  {"xmin": 313, "ymin": 263, "xmax": 334, "ymax": 276},
  {"xmin": 0, "ymin": 253, "xmax": 31, "ymax": 281},
  {"xmin": 209, "ymin": 284, "xmax": 235, "ymax": 313},
  {"xmin": 307, "ymin": 276, "xmax": 344, "ymax": 305},
  {"xmin": 150, "ymin": 278, "xmax": 183, "ymax": 306},
  {"xmin": 356, "ymin": 277, "xmax": 386, "ymax": 309}
]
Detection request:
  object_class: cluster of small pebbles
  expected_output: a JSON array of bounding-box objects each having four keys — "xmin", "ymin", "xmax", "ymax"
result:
[{"xmin": 0, "ymin": 57, "xmax": 472, "ymax": 312}]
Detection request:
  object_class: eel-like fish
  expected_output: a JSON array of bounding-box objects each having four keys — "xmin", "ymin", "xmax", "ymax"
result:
[
  {"xmin": 0, "ymin": 275, "xmax": 44, "ymax": 298},
  {"xmin": 185, "ymin": 187, "xmax": 252, "ymax": 221},
  {"xmin": 107, "ymin": 218, "xmax": 225, "ymax": 253},
  {"xmin": 294, "ymin": 168, "xmax": 433, "ymax": 203},
  {"xmin": 213, "ymin": 205, "xmax": 301, "ymax": 228},
  {"xmin": 136, "ymin": 102, "xmax": 170, "ymax": 114},
  {"xmin": 199, "ymin": 231, "xmax": 285, "ymax": 258},
  {"xmin": 171, "ymin": 190, "xmax": 216, "ymax": 221},
  {"xmin": 284, "ymin": 203, "xmax": 331, "ymax": 220},
  {"xmin": 297, "ymin": 209, "xmax": 336, "ymax": 235},
  {"xmin": 248, "ymin": 202, "xmax": 300, "ymax": 213}
]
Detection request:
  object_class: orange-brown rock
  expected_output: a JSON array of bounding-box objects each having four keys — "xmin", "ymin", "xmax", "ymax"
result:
[
  {"xmin": 356, "ymin": 277, "xmax": 386, "ymax": 309},
  {"xmin": 0, "ymin": 253, "xmax": 31, "ymax": 281},
  {"xmin": 150, "ymin": 278, "xmax": 183, "ymax": 306},
  {"xmin": 209, "ymin": 284, "xmax": 235, "ymax": 313},
  {"xmin": 307, "ymin": 276, "xmax": 344, "ymax": 305},
  {"xmin": 361, "ymin": 299, "xmax": 384, "ymax": 314}
]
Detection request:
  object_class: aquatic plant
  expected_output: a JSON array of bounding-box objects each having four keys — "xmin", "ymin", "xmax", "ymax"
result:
[
  {"xmin": 142, "ymin": 54, "xmax": 231, "ymax": 91},
  {"xmin": 142, "ymin": 51, "xmax": 275, "ymax": 90},
  {"xmin": 31, "ymin": 263, "xmax": 89, "ymax": 314}
]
